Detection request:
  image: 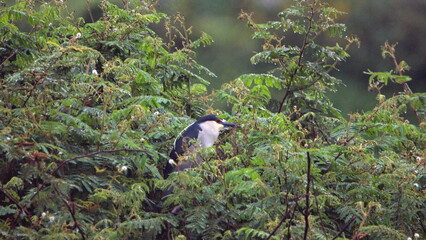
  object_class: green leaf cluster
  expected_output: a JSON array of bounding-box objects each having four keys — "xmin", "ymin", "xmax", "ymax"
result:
[{"xmin": 1, "ymin": 0, "xmax": 213, "ymax": 238}]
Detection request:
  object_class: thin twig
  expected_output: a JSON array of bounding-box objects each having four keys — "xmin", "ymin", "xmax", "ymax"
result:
[
  {"xmin": 0, "ymin": 50, "xmax": 17, "ymax": 69},
  {"xmin": 311, "ymin": 177, "xmax": 328, "ymax": 239},
  {"xmin": 417, "ymin": 212, "xmax": 426, "ymax": 234},
  {"xmin": 53, "ymin": 186, "xmax": 86, "ymax": 240},
  {"xmin": 52, "ymin": 148, "xmax": 147, "ymax": 175},
  {"xmin": 0, "ymin": 188, "xmax": 30, "ymax": 216},
  {"xmin": 265, "ymin": 194, "xmax": 307, "ymax": 240},
  {"xmin": 17, "ymin": 184, "xmax": 46, "ymax": 226},
  {"xmin": 332, "ymin": 216, "xmax": 357, "ymax": 240},
  {"xmin": 0, "ymin": 187, "xmax": 32, "ymax": 228},
  {"xmin": 388, "ymin": 45, "xmax": 421, "ymax": 123},
  {"xmin": 278, "ymin": 1, "xmax": 316, "ymax": 113},
  {"xmin": 16, "ymin": 148, "xmax": 148, "ymax": 227},
  {"xmin": 215, "ymin": 125, "xmax": 239, "ymax": 156},
  {"xmin": 86, "ymin": 0, "xmax": 94, "ymax": 23},
  {"xmin": 324, "ymin": 103, "xmax": 384, "ymax": 173},
  {"xmin": 286, "ymin": 195, "xmax": 299, "ymax": 239},
  {"xmin": 22, "ymin": 53, "xmax": 64, "ymax": 107},
  {"xmin": 265, "ymin": 190, "xmax": 291, "ymax": 240},
  {"xmin": 148, "ymin": 0, "xmax": 159, "ymax": 10},
  {"xmin": 351, "ymin": 203, "xmax": 375, "ymax": 240},
  {"xmin": 303, "ymin": 152, "xmax": 312, "ymax": 240}
]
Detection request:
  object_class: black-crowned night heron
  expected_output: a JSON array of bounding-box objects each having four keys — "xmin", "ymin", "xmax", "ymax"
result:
[{"xmin": 164, "ymin": 115, "xmax": 237, "ymax": 178}]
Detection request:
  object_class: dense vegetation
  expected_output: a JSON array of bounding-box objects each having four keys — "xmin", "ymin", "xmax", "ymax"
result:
[{"xmin": 0, "ymin": 0, "xmax": 425, "ymax": 239}]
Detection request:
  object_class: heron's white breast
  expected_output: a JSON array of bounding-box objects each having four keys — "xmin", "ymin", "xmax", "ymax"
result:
[{"xmin": 197, "ymin": 121, "xmax": 224, "ymax": 147}]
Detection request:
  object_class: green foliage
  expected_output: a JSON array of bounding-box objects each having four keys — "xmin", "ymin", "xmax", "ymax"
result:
[
  {"xmin": 0, "ymin": 0, "xmax": 213, "ymax": 238},
  {"xmin": 239, "ymin": 0, "xmax": 360, "ymax": 119},
  {"xmin": 1, "ymin": 0, "xmax": 425, "ymax": 240}
]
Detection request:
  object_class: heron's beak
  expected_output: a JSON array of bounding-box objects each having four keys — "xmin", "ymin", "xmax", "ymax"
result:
[{"xmin": 222, "ymin": 121, "xmax": 239, "ymax": 128}]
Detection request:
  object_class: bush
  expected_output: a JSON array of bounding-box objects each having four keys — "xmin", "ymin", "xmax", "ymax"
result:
[{"xmin": 1, "ymin": 0, "xmax": 424, "ymax": 239}]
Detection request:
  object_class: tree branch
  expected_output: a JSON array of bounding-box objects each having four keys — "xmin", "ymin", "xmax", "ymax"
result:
[
  {"xmin": 0, "ymin": 50, "xmax": 17, "ymax": 69},
  {"xmin": 265, "ymin": 194, "xmax": 307, "ymax": 240},
  {"xmin": 278, "ymin": 1, "xmax": 316, "ymax": 113},
  {"xmin": 332, "ymin": 216, "xmax": 357, "ymax": 240},
  {"xmin": 85, "ymin": 0, "xmax": 94, "ymax": 23},
  {"xmin": 265, "ymin": 190, "xmax": 292, "ymax": 240},
  {"xmin": 16, "ymin": 148, "xmax": 148, "ymax": 228},
  {"xmin": 312, "ymin": 175, "xmax": 328, "ymax": 239},
  {"xmin": 22, "ymin": 53, "xmax": 64, "ymax": 107},
  {"xmin": 0, "ymin": 187, "xmax": 32, "ymax": 228},
  {"xmin": 387, "ymin": 44, "xmax": 422, "ymax": 123},
  {"xmin": 303, "ymin": 152, "xmax": 312, "ymax": 240},
  {"xmin": 52, "ymin": 148, "xmax": 148, "ymax": 175},
  {"xmin": 53, "ymin": 186, "xmax": 86, "ymax": 240},
  {"xmin": 324, "ymin": 103, "xmax": 384, "ymax": 174}
]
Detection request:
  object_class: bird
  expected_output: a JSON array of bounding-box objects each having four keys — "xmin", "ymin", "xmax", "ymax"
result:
[{"xmin": 164, "ymin": 115, "xmax": 237, "ymax": 178}]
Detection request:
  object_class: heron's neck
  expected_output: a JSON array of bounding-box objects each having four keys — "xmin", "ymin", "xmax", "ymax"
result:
[{"xmin": 197, "ymin": 121, "xmax": 224, "ymax": 147}]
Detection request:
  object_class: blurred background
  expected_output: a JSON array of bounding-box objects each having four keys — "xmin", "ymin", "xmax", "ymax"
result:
[
  {"xmin": 156, "ymin": 0, "xmax": 426, "ymax": 117},
  {"xmin": 7, "ymin": 0, "xmax": 425, "ymax": 116}
]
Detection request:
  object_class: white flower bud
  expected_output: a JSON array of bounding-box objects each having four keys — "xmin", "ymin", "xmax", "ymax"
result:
[
  {"xmin": 153, "ymin": 111, "xmax": 160, "ymax": 116},
  {"xmin": 407, "ymin": 237, "xmax": 412, "ymax": 240},
  {"xmin": 49, "ymin": 216, "xmax": 55, "ymax": 223},
  {"xmin": 121, "ymin": 165, "xmax": 128, "ymax": 172},
  {"xmin": 76, "ymin": 33, "xmax": 81, "ymax": 39},
  {"xmin": 92, "ymin": 69, "xmax": 98, "ymax": 76},
  {"xmin": 414, "ymin": 233, "xmax": 420, "ymax": 238},
  {"xmin": 41, "ymin": 212, "xmax": 47, "ymax": 218},
  {"xmin": 414, "ymin": 183, "xmax": 419, "ymax": 188}
]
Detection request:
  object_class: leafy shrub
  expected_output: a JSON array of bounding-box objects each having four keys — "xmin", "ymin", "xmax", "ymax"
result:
[{"xmin": 1, "ymin": 0, "xmax": 425, "ymax": 239}]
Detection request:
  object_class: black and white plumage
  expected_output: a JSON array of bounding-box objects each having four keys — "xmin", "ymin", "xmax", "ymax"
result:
[{"xmin": 164, "ymin": 115, "xmax": 236, "ymax": 178}]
